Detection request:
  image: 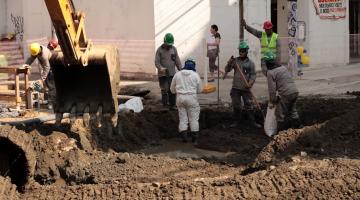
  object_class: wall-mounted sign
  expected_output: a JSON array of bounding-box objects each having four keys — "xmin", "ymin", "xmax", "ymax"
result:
[{"xmin": 313, "ymin": 0, "xmax": 346, "ymax": 19}]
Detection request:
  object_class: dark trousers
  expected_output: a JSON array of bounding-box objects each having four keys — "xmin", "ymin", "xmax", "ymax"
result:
[
  {"xmin": 230, "ymin": 88, "xmax": 254, "ymax": 121},
  {"xmin": 44, "ymin": 70, "xmax": 56, "ymax": 105},
  {"xmin": 159, "ymin": 76, "xmax": 175, "ymax": 107}
]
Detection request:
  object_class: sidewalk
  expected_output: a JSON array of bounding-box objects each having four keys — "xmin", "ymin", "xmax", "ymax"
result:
[{"xmin": 120, "ymin": 63, "xmax": 360, "ymax": 105}]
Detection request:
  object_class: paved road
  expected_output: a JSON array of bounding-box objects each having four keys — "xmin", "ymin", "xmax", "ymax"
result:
[{"xmin": 120, "ymin": 63, "xmax": 360, "ymax": 104}]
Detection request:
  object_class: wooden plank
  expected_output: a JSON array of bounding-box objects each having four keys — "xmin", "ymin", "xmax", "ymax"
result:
[
  {"xmin": 25, "ymin": 73, "xmax": 30, "ymax": 109},
  {"xmin": 0, "ymin": 68, "xmax": 17, "ymax": 74},
  {"xmin": 15, "ymin": 74, "xmax": 21, "ymax": 109}
]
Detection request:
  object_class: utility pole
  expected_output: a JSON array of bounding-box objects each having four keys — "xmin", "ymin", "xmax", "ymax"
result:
[{"xmin": 239, "ymin": 0, "xmax": 244, "ymax": 41}]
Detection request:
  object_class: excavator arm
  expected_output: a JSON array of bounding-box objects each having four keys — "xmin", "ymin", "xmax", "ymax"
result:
[
  {"xmin": 45, "ymin": 0, "xmax": 91, "ymax": 66},
  {"xmin": 42, "ymin": 0, "xmax": 120, "ymax": 118}
]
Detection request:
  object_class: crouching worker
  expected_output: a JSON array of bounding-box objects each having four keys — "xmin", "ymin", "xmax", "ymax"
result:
[
  {"xmin": 170, "ymin": 59, "xmax": 202, "ymax": 143},
  {"xmin": 264, "ymin": 52, "xmax": 302, "ymax": 129},
  {"xmin": 26, "ymin": 42, "xmax": 55, "ymax": 110}
]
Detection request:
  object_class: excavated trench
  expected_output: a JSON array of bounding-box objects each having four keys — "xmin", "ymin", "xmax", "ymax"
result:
[{"xmin": 2, "ymin": 94, "xmax": 360, "ymax": 198}]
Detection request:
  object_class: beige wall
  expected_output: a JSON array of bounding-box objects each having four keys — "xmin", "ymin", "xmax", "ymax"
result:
[
  {"xmin": 299, "ymin": 0, "xmax": 349, "ymax": 65},
  {"xmin": 0, "ymin": 0, "xmax": 6, "ymax": 35},
  {"xmin": 153, "ymin": 0, "xmax": 270, "ymax": 73},
  {"xmin": 244, "ymin": 0, "xmax": 270, "ymax": 70},
  {"xmin": 20, "ymin": 0, "xmax": 155, "ymax": 75}
]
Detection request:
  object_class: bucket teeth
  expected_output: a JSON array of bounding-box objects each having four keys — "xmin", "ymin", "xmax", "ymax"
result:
[
  {"xmin": 70, "ymin": 105, "xmax": 77, "ymax": 125},
  {"xmin": 83, "ymin": 106, "xmax": 90, "ymax": 127},
  {"xmin": 55, "ymin": 113, "xmax": 63, "ymax": 126}
]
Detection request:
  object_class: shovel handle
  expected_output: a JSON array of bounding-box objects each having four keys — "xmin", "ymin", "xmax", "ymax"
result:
[{"xmin": 235, "ymin": 63, "xmax": 262, "ymax": 112}]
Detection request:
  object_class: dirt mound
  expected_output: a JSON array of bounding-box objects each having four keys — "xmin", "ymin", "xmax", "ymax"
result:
[
  {"xmin": 1, "ymin": 95, "xmax": 359, "ymax": 199},
  {"xmin": 0, "ymin": 126, "xmax": 36, "ymax": 191},
  {"xmin": 89, "ymin": 107, "xmax": 179, "ymax": 152},
  {"xmin": 252, "ymin": 105, "xmax": 360, "ymax": 169},
  {"xmin": 21, "ymin": 159, "xmax": 360, "ymax": 199},
  {"xmin": 0, "ymin": 176, "xmax": 20, "ymax": 199}
]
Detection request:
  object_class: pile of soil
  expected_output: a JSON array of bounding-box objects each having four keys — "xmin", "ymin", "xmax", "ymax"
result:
[{"xmin": 1, "ymin": 94, "xmax": 359, "ymax": 199}]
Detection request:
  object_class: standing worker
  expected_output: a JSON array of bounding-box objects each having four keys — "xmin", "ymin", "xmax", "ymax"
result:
[
  {"xmin": 224, "ymin": 41, "xmax": 261, "ymax": 128},
  {"xmin": 170, "ymin": 59, "xmax": 202, "ymax": 143},
  {"xmin": 241, "ymin": 19, "xmax": 280, "ymax": 76},
  {"xmin": 155, "ymin": 33, "xmax": 182, "ymax": 110},
  {"xmin": 264, "ymin": 52, "xmax": 302, "ymax": 129},
  {"xmin": 26, "ymin": 42, "xmax": 55, "ymax": 110},
  {"xmin": 207, "ymin": 24, "xmax": 223, "ymax": 82}
]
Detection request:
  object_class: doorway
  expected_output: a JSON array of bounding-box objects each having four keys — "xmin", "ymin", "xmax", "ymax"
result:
[{"xmin": 350, "ymin": 0, "xmax": 360, "ymax": 62}]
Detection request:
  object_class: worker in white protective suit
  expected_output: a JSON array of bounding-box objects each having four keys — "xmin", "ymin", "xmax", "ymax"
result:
[{"xmin": 170, "ymin": 59, "xmax": 202, "ymax": 143}]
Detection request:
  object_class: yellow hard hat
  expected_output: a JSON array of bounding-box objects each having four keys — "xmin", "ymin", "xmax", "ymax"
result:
[{"xmin": 29, "ymin": 43, "xmax": 41, "ymax": 56}]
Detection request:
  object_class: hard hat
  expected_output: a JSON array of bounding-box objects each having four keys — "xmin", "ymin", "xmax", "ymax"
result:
[
  {"xmin": 263, "ymin": 20, "xmax": 273, "ymax": 30},
  {"xmin": 29, "ymin": 43, "xmax": 41, "ymax": 56},
  {"xmin": 48, "ymin": 39, "xmax": 58, "ymax": 49},
  {"xmin": 263, "ymin": 51, "xmax": 275, "ymax": 61},
  {"xmin": 238, "ymin": 41, "xmax": 249, "ymax": 49},
  {"xmin": 183, "ymin": 58, "xmax": 196, "ymax": 71},
  {"xmin": 164, "ymin": 33, "xmax": 174, "ymax": 45}
]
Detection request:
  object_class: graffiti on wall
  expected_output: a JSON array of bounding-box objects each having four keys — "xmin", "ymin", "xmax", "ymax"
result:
[
  {"xmin": 10, "ymin": 14, "xmax": 24, "ymax": 41},
  {"xmin": 287, "ymin": 1, "xmax": 298, "ymax": 77}
]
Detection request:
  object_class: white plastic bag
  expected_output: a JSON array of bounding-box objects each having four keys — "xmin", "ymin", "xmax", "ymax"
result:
[
  {"xmin": 119, "ymin": 97, "xmax": 143, "ymax": 113},
  {"xmin": 264, "ymin": 105, "xmax": 277, "ymax": 137}
]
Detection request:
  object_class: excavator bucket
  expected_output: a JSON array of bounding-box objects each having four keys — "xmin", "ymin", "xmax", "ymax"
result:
[{"xmin": 50, "ymin": 46, "xmax": 120, "ymax": 114}]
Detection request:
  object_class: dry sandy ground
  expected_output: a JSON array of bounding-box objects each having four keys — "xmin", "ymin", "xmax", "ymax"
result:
[{"xmin": 0, "ymin": 93, "xmax": 359, "ymax": 199}]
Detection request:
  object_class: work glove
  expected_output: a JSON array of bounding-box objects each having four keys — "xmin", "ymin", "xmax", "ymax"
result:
[
  {"xmin": 31, "ymin": 80, "xmax": 43, "ymax": 92},
  {"xmin": 268, "ymin": 102, "xmax": 275, "ymax": 109}
]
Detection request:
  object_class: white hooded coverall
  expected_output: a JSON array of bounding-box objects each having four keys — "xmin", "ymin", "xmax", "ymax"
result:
[{"xmin": 170, "ymin": 70, "xmax": 202, "ymax": 132}]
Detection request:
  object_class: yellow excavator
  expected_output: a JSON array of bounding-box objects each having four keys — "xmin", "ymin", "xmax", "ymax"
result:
[{"xmin": 44, "ymin": 0, "xmax": 120, "ymax": 123}]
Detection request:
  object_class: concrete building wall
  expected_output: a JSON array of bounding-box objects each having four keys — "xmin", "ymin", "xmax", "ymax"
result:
[
  {"xmin": 4, "ymin": 0, "xmax": 24, "ymax": 40},
  {"xmin": 244, "ymin": 0, "xmax": 270, "ymax": 70},
  {"xmin": 73, "ymin": 0, "xmax": 156, "ymax": 75},
  {"xmin": 154, "ymin": 0, "xmax": 269, "ymax": 74},
  {"xmin": 299, "ymin": 0, "xmax": 349, "ymax": 66},
  {"xmin": 18, "ymin": 0, "xmax": 156, "ymax": 76},
  {"xmin": 0, "ymin": 0, "xmax": 6, "ymax": 35}
]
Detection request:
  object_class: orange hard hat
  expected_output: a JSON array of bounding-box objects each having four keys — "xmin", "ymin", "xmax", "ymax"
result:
[
  {"xmin": 48, "ymin": 39, "xmax": 58, "ymax": 49},
  {"xmin": 263, "ymin": 21, "xmax": 273, "ymax": 30}
]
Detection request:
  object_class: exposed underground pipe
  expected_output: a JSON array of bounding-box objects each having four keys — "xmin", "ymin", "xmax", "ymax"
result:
[{"xmin": 0, "ymin": 113, "xmax": 70, "ymax": 125}]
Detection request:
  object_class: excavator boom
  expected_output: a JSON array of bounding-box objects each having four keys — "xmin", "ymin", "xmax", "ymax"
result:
[{"xmin": 43, "ymin": 0, "xmax": 120, "ymax": 115}]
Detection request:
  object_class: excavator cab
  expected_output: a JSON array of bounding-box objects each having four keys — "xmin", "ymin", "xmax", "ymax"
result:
[{"xmin": 44, "ymin": 0, "xmax": 120, "ymax": 117}]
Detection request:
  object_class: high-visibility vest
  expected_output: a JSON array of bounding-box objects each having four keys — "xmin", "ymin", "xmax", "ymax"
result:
[{"xmin": 261, "ymin": 32, "xmax": 278, "ymax": 59}]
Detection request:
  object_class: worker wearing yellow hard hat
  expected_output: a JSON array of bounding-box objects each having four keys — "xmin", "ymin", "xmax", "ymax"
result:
[{"xmin": 26, "ymin": 42, "xmax": 55, "ymax": 110}]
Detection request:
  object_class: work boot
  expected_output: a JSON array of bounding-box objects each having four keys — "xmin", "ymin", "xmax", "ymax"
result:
[
  {"xmin": 248, "ymin": 112, "xmax": 262, "ymax": 128},
  {"xmin": 169, "ymin": 105, "xmax": 177, "ymax": 111},
  {"xmin": 161, "ymin": 92, "xmax": 168, "ymax": 106},
  {"xmin": 291, "ymin": 118, "xmax": 304, "ymax": 129},
  {"xmin": 190, "ymin": 131, "xmax": 199, "ymax": 144},
  {"xmin": 179, "ymin": 131, "xmax": 188, "ymax": 143}
]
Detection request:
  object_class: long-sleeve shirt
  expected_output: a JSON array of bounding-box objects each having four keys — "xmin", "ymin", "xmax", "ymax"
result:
[
  {"xmin": 225, "ymin": 57, "xmax": 256, "ymax": 91},
  {"xmin": 170, "ymin": 70, "xmax": 202, "ymax": 95},
  {"xmin": 245, "ymin": 25, "xmax": 281, "ymax": 63},
  {"xmin": 267, "ymin": 65, "xmax": 299, "ymax": 103},
  {"xmin": 155, "ymin": 44, "xmax": 182, "ymax": 77},
  {"xmin": 25, "ymin": 45, "xmax": 52, "ymax": 81}
]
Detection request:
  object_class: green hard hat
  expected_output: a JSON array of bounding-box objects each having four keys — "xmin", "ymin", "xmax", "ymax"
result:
[
  {"xmin": 238, "ymin": 41, "xmax": 249, "ymax": 49},
  {"xmin": 164, "ymin": 33, "xmax": 174, "ymax": 45},
  {"xmin": 263, "ymin": 51, "xmax": 275, "ymax": 61}
]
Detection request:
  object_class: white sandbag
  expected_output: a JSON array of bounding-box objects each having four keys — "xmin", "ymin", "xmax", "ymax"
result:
[
  {"xmin": 119, "ymin": 97, "xmax": 143, "ymax": 113},
  {"xmin": 264, "ymin": 105, "xmax": 277, "ymax": 137}
]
